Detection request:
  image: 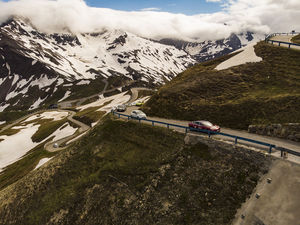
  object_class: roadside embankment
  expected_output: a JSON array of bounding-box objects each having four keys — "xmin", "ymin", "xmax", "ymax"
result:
[{"xmin": 248, "ymin": 123, "xmax": 300, "ymax": 142}]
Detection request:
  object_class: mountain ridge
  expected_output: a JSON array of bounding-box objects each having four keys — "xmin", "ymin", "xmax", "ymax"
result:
[{"xmin": 0, "ymin": 17, "xmax": 264, "ymax": 112}]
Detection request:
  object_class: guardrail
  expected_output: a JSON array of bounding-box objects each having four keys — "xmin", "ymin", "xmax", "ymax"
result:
[
  {"xmin": 112, "ymin": 111, "xmax": 300, "ymax": 158},
  {"xmin": 265, "ymin": 32, "xmax": 299, "ymax": 40},
  {"xmin": 112, "ymin": 112, "xmax": 277, "ymax": 153},
  {"xmin": 265, "ymin": 39, "xmax": 300, "ymax": 48},
  {"xmin": 265, "ymin": 32, "xmax": 300, "ymax": 48}
]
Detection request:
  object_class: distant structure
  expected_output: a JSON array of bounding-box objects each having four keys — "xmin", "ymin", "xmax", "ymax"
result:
[{"xmin": 48, "ymin": 104, "xmax": 58, "ymax": 109}]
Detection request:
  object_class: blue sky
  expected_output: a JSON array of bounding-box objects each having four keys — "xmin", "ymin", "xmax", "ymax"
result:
[{"xmin": 85, "ymin": 0, "xmax": 222, "ymax": 15}]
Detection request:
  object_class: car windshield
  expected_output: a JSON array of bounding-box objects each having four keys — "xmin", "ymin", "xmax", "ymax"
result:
[
  {"xmin": 135, "ymin": 110, "xmax": 144, "ymax": 114},
  {"xmin": 201, "ymin": 121, "xmax": 213, "ymax": 127}
]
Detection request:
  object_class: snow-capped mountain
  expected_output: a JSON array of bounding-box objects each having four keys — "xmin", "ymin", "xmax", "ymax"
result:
[
  {"xmin": 0, "ymin": 18, "xmax": 195, "ymax": 111},
  {"xmin": 0, "ymin": 17, "xmax": 264, "ymax": 112},
  {"xmin": 159, "ymin": 32, "xmax": 265, "ymax": 62}
]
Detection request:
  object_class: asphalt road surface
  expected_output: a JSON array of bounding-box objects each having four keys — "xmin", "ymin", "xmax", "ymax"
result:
[
  {"xmin": 269, "ymin": 35, "xmax": 300, "ymax": 50},
  {"xmin": 124, "ymin": 106, "xmax": 300, "ymax": 162}
]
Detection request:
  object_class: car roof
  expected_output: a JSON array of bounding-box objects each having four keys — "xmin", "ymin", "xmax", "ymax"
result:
[{"xmin": 134, "ymin": 110, "xmax": 143, "ymax": 113}]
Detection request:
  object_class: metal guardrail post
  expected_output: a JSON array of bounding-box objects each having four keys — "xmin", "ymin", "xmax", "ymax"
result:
[
  {"xmin": 269, "ymin": 145, "xmax": 272, "ymax": 154},
  {"xmin": 235, "ymin": 137, "xmax": 238, "ymax": 144},
  {"xmin": 167, "ymin": 124, "xmax": 169, "ymax": 129},
  {"xmin": 152, "ymin": 121, "xmax": 154, "ymax": 126}
]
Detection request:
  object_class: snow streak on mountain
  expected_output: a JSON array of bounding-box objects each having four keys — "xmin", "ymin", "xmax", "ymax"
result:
[
  {"xmin": 0, "ymin": 18, "xmax": 264, "ymax": 111},
  {"xmin": 0, "ymin": 18, "xmax": 195, "ymax": 111}
]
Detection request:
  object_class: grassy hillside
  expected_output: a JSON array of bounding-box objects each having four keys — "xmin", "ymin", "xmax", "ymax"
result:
[
  {"xmin": 0, "ymin": 117, "xmax": 270, "ymax": 225},
  {"xmin": 143, "ymin": 42, "xmax": 300, "ymax": 129},
  {"xmin": 291, "ymin": 34, "xmax": 300, "ymax": 44}
]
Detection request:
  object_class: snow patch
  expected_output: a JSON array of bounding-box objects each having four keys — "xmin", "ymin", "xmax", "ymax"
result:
[
  {"xmin": 0, "ymin": 104, "xmax": 10, "ymax": 112},
  {"xmin": 34, "ymin": 157, "xmax": 53, "ymax": 170},
  {"xmin": 77, "ymin": 80, "xmax": 91, "ymax": 85},
  {"xmin": 215, "ymin": 43, "xmax": 262, "ymax": 71},
  {"xmin": 30, "ymin": 96, "xmax": 47, "ymax": 110},
  {"xmin": 0, "ymin": 123, "xmax": 40, "ymax": 172},
  {"xmin": 78, "ymin": 92, "xmax": 130, "ymax": 113},
  {"xmin": 32, "ymin": 59, "xmax": 37, "ymax": 65},
  {"xmin": 25, "ymin": 111, "xmax": 69, "ymax": 122},
  {"xmin": 58, "ymin": 90, "xmax": 71, "ymax": 102},
  {"xmin": 51, "ymin": 123, "xmax": 77, "ymax": 142}
]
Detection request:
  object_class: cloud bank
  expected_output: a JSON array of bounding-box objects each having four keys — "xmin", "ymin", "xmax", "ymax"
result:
[{"xmin": 0, "ymin": 0, "xmax": 299, "ymax": 41}]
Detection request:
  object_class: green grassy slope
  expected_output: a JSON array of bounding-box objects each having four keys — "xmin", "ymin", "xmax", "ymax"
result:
[
  {"xmin": 143, "ymin": 42, "xmax": 300, "ymax": 129},
  {"xmin": 291, "ymin": 34, "xmax": 300, "ymax": 44},
  {"xmin": 0, "ymin": 117, "xmax": 270, "ymax": 225}
]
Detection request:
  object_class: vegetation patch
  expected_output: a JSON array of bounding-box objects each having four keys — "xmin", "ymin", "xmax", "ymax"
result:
[
  {"xmin": 81, "ymin": 96, "xmax": 100, "ymax": 105},
  {"xmin": 0, "ymin": 110, "xmax": 32, "ymax": 124},
  {"xmin": 31, "ymin": 118, "xmax": 68, "ymax": 143},
  {"xmin": 291, "ymin": 34, "xmax": 300, "ymax": 44},
  {"xmin": 143, "ymin": 42, "xmax": 300, "ymax": 129},
  {"xmin": 137, "ymin": 89, "xmax": 156, "ymax": 99},
  {"xmin": 0, "ymin": 117, "xmax": 271, "ymax": 225},
  {"xmin": 73, "ymin": 107, "xmax": 106, "ymax": 126},
  {"xmin": 0, "ymin": 127, "xmax": 22, "ymax": 136},
  {"xmin": 63, "ymin": 78, "xmax": 106, "ymax": 101}
]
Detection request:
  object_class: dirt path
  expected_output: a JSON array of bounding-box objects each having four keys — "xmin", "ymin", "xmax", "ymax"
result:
[{"xmin": 232, "ymin": 160, "xmax": 300, "ymax": 225}]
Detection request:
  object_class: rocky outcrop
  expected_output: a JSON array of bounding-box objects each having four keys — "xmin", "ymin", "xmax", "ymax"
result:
[{"xmin": 248, "ymin": 123, "xmax": 300, "ymax": 142}]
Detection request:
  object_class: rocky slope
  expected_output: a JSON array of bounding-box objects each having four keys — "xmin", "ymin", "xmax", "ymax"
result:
[{"xmin": 0, "ymin": 117, "xmax": 271, "ymax": 225}]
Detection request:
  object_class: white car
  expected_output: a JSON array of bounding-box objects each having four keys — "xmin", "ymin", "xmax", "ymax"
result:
[{"xmin": 131, "ymin": 110, "xmax": 147, "ymax": 119}]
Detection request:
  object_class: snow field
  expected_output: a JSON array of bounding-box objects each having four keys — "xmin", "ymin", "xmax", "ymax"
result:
[
  {"xmin": 24, "ymin": 111, "xmax": 69, "ymax": 122},
  {"xmin": 215, "ymin": 43, "xmax": 262, "ymax": 71},
  {"xmin": 51, "ymin": 123, "xmax": 78, "ymax": 142},
  {"xmin": 0, "ymin": 111, "xmax": 72, "ymax": 172},
  {"xmin": 0, "ymin": 123, "xmax": 40, "ymax": 172}
]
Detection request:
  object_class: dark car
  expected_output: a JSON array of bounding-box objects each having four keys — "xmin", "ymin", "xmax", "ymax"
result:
[
  {"xmin": 188, "ymin": 120, "xmax": 220, "ymax": 132},
  {"xmin": 116, "ymin": 104, "xmax": 126, "ymax": 112},
  {"xmin": 48, "ymin": 104, "xmax": 58, "ymax": 109}
]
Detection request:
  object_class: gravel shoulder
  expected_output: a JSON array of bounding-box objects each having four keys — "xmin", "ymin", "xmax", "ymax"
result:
[{"xmin": 232, "ymin": 159, "xmax": 300, "ymax": 225}]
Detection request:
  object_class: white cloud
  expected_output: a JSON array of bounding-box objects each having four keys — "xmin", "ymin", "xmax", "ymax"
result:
[
  {"xmin": 140, "ymin": 7, "xmax": 161, "ymax": 11},
  {"xmin": 206, "ymin": 0, "xmax": 222, "ymax": 2},
  {"xmin": 0, "ymin": 0, "xmax": 299, "ymax": 41}
]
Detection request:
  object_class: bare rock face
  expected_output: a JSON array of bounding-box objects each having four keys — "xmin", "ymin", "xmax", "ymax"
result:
[{"xmin": 248, "ymin": 123, "xmax": 300, "ymax": 142}]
